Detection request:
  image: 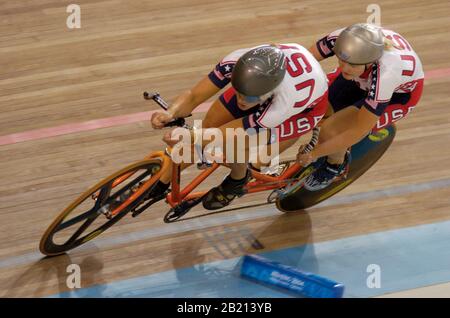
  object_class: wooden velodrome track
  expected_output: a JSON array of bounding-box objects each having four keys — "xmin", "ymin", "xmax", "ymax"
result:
[{"xmin": 1, "ymin": 0, "xmax": 449, "ymax": 297}]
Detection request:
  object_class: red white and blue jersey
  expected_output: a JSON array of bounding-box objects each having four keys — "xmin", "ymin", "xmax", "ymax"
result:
[
  {"xmin": 316, "ymin": 28, "xmax": 424, "ymax": 115},
  {"xmin": 208, "ymin": 44, "xmax": 328, "ymax": 129}
]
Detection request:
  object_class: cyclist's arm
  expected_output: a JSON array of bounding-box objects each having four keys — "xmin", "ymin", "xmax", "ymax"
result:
[
  {"xmin": 168, "ymin": 76, "xmax": 221, "ymax": 118},
  {"xmin": 308, "ymin": 44, "xmax": 325, "ymax": 62},
  {"xmin": 310, "ymin": 28, "xmax": 345, "ymax": 62},
  {"xmin": 311, "ymin": 107, "xmax": 379, "ymax": 158}
]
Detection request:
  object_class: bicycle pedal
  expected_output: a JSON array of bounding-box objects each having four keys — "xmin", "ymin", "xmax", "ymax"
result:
[
  {"xmin": 164, "ymin": 203, "xmax": 191, "ymax": 223},
  {"xmin": 163, "ymin": 195, "xmax": 205, "ymax": 222}
]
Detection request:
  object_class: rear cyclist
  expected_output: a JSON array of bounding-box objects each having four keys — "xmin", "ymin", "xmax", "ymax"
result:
[{"xmin": 298, "ymin": 23, "xmax": 425, "ymax": 190}]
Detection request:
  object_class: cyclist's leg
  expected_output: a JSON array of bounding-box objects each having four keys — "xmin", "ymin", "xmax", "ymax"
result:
[
  {"xmin": 221, "ymin": 131, "xmax": 293, "ymax": 180},
  {"xmin": 249, "ymin": 126, "xmax": 318, "ymax": 172},
  {"xmin": 302, "ymin": 106, "xmax": 358, "ymax": 191},
  {"xmin": 159, "ymin": 98, "xmax": 236, "ymax": 184},
  {"xmin": 305, "ymin": 81, "xmax": 424, "ymax": 192},
  {"xmin": 249, "ymin": 91, "xmax": 332, "ymax": 171},
  {"xmin": 321, "ymin": 77, "xmax": 424, "ymax": 165},
  {"xmin": 323, "ymin": 100, "xmax": 335, "ymax": 119},
  {"xmin": 267, "ymin": 91, "xmax": 330, "ymax": 165},
  {"xmin": 320, "ymin": 68, "xmax": 367, "ymax": 164},
  {"xmin": 202, "ymin": 91, "xmax": 329, "ymax": 209},
  {"xmin": 319, "ymin": 106, "xmax": 359, "ymax": 164},
  {"xmin": 201, "ymin": 119, "xmax": 263, "ymax": 210},
  {"xmin": 158, "ymin": 84, "xmax": 262, "ymax": 187}
]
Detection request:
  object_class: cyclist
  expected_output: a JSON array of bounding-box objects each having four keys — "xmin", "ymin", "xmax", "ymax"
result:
[
  {"xmin": 297, "ymin": 23, "xmax": 424, "ymax": 190},
  {"xmin": 151, "ymin": 44, "xmax": 329, "ymax": 209}
]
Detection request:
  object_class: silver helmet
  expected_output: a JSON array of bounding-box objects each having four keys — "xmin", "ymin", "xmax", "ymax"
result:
[
  {"xmin": 334, "ymin": 23, "xmax": 384, "ymax": 65},
  {"xmin": 231, "ymin": 46, "xmax": 286, "ymax": 99}
]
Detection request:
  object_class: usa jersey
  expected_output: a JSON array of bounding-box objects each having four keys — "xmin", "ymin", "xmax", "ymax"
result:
[
  {"xmin": 316, "ymin": 27, "xmax": 424, "ymax": 115},
  {"xmin": 208, "ymin": 44, "xmax": 328, "ymax": 129}
]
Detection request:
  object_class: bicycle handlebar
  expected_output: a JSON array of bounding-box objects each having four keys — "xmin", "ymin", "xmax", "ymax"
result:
[
  {"xmin": 143, "ymin": 91, "xmax": 190, "ymax": 128},
  {"xmin": 143, "ymin": 91, "xmax": 169, "ymax": 110}
]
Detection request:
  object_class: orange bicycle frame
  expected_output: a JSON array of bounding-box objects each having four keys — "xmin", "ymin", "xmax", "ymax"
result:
[{"xmin": 165, "ymin": 154, "xmax": 303, "ymax": 208}]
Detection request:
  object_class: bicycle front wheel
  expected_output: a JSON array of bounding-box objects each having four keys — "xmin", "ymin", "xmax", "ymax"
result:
[{"xmin": 39, "ymin": 157, "xmax": 168, "ymax": 256}]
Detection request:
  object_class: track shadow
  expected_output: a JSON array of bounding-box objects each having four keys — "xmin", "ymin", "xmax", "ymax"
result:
[
  {"xmin": 167, "ymin": 200, "xmax": 304, "ymax": 223},
  {"xmin": 2, "ymin": 250, "xmax": 106, "ymax": 297},
  {"xmin": 163, "ymin": 212, "xmax": 316, "ymax": 297}
]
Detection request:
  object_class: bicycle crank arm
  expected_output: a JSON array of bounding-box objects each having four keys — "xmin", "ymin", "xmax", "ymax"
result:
[{"xmin": 163, "ymin": 195, "xmax": 206, "ymax": 223}]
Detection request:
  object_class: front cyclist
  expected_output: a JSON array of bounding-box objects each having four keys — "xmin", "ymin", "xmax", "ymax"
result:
[{"xmin": 151, "ymin": 44, "xmax": 329, "ymax": 209}]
